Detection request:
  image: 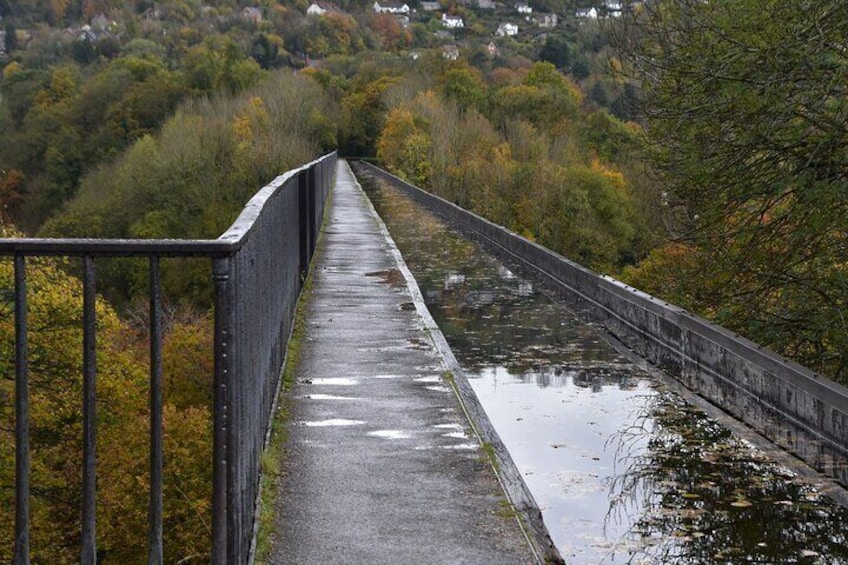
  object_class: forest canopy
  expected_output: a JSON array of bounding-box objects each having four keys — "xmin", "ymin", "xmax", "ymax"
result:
[{"xmin": 617, "ymin": 0, "xmax": 848, "ymax": 380}]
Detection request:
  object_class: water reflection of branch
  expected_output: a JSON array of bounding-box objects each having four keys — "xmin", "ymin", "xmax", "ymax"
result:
[
  {"xmin": 603, "ymin": 391, "xmax": 848, "ymax": 564},
  {"xmin": 604, "ymin": 393, "xmax": 661, "ymax": 535}
]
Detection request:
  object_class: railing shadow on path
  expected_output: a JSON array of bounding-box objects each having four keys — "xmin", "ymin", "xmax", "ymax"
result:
[{"xmin": 0, "ymin": 152, "xmax": 337, "ymax": 565}]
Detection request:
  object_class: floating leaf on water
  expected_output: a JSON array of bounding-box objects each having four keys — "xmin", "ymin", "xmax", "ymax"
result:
[
  {"xmin": 800, "ymin": 549, "xmax": 820, "ymax": 557},
  {"xmin": 682, "ymin": 492, "xmax": 701, "ymax": 499},
  {"xmin": 730, "ymin": 499, "xmax": 753, "ymax": 508}
]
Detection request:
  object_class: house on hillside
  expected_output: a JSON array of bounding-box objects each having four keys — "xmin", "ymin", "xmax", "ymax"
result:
[
  {"xmin": 533, "ymin": 12, "xmax": 557, "ymax": 27},
  {"xmin": 76, "ymin": 25, "xmax": 99, "ymax": 42},
  {"xmin": 307, "ymin": 2, "xmax": 327, "ymax": 15},
  {"xmin": 442, "ymin": 44, "xmax": 460, "ymax": 60},
  {"xmin": 475, "ymin": 0, "xmax": 496, "ymax": 9},
  {"xmin": 420, "ymin": 1, "xmax": 441, "ymax": 10},
  {"xmin": 496, "ymin": 22, "xmax": 518, "ymax": 36},
  {"xmin": 605, "ymin": 0, "xmax": 623, "ymax": 14},
  {"xmin": 242, "ymin": 7, "xmax": 263, "ymax": 23},
  {"xmin": 373, "ymin": 1, "xmax": 410, "ymax": 14},
  {"xmin": 515, "ymin": 2, "xmax": 532, "ymax": 14},
  {"xmin": 441, "ymin": 13, "xmax": 464, "ymax": 28},
  {"xmin": 575, "ymin": 6, "xmax": 598, "ymax": 18},
  {"xmin": 307, "ymin": 2, "xmax": 341, "ymax": 15},
  {"xmin": 487, "ymin": 41, "xmax": 498, "ymax": 55},
  {"xmin": 141, "ymin": 7, "xmax": 163, "ymax": 20}
]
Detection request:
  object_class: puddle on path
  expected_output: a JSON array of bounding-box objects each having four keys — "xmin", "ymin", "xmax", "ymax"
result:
[{"xmin": 359, "ymin": 171, "xmax": 848, "ymax": 564}]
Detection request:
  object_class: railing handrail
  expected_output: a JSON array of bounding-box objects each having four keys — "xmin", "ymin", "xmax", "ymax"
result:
[
  {"xmin": 0, "ymin": 153, "xmax": 336, "ymax": 257},
  {"xmin": 218, "ymin": 153, "xmax": 330, "ymax": 248},
  {"xmin": 5, "ymin": 151, "xmax": 338, "ymax": 565}
]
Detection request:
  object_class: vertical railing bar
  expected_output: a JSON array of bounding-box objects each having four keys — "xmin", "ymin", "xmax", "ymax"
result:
[
  {"xmin": 308, "ymin": 168, "xmax": 317, "ymax": 260},
  {"xmin": 14, "ymin": 254, "xmax": 30, "ymax": 565},
  {"xmin": 298, "ymin": 171, "xmax": 309, "ymax": 285},
  {"xmin": 148, "ymin": 257, "xmax": 164, "ymax": 565},
  {"xmin": 211, "ymin": 257, "xmax": 232, "ymax": 565},
  {"xmin": 228, "ymin": 254, "xmax": 243, "ymax": 564},
  {"xmin": 81, "ymin": 255, "xmax": 97, "ymax": 564}
]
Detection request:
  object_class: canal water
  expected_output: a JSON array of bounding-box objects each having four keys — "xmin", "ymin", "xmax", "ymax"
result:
[{"xmin": 358, "ymin": 171, "xmax": 848, "ymax": 564}]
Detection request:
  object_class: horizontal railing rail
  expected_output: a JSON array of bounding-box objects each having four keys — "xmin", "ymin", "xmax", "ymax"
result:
[
  {"xmin": 1, "ymin": 151, "xmax": 337, "ymax": 565},
  {"xmin": 358, "ymin": 160, "xmax": 848, "ymax": 490}
]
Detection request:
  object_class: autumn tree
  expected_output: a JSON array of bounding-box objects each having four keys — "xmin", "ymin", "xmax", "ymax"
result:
[
  {"xmin": 0, "ymin": 236, "xmax": 213, "ymax": 563},
  {"xmin": 619, "ymin": 0, "xmax": 848, "ymax": 379},
  {"xmin": 377, "ymin": 106, "xmax": 431, "ymax": 186}
]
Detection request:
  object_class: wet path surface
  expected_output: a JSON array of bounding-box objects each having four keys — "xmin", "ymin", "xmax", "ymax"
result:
[
  {"xmin": 270, "ymin": 161, "xmax": 532, "ymax": 564},
  {"xmin": 358, "ymin": 170, "xmax": 848, "ymax": 565}
]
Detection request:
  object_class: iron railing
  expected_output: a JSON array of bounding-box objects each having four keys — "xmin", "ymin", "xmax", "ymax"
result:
[{"xmin": 1, "ymin": 151, "xmax": 337, "ymax": 564}]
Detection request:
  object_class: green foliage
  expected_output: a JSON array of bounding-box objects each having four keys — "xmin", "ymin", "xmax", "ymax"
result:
[
  {"xmin": 538, "ymin": 33, "xmax": 572, "ymax": 70},
  {"xmin": 440, "ymin": 63, "xmax": 486, "ymax": 111},
  {"xmin": 377, "ymin": 78, "xmax": 643, "ymax": 273},
  {"xmin": 42, "ymin": 70, "xmax": 337, "ymax": 302},
  {"xmin": 491, "ymin": 62, "xmax": 582, "ymax": 132},
  {"xmin": 620, "ymin": 0, "xmax": 848, "ymax": 380}
]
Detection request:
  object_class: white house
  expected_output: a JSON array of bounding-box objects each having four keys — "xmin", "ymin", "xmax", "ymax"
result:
[
  {"xmin": 496, "ymin": 22, "xmax": 518, "ymax": 36},
  {"xmin": 575, "ymin": 6, "xmax": 598, "ymax": 18},
  {"xmin": 605, "ymin": 0, "xmax": 623, "ymax": 13},
  {"xmin": 515, "ymin": 2, "xmax": 532, "ymax": 14},
  {"xmin": 373, "ymin": 1, "xmax": 410, "ymax": 14},
  {"xmin": 442, "ymin": 44, "xmax": 460, "ymax": 60},
  {"xmin": 307, "ymin": 2, "xmax": 327, "ymax": 15},
  {"xmin": 441, "ymin": 13, "xmax": 464, "ymax": 28}
]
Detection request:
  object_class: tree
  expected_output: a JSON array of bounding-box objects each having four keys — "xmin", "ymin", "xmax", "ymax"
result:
[
  {"xmin": 377, "ymin": 106, "xmax": 431, "ymax": 186},
  {"xmin": 619, "ymin": 0, "xmax": 848, "ymax": 380},
  {"xmin": 251, "ymin": 33, "xmax": 279, "ymax": 69},
  {"xmin": 440, "ymin": 64, "xmax": 486, "ymax": 111},
  {"xmin": 538, "ymin": 34, "xmax": 572, "ymax": 70}
]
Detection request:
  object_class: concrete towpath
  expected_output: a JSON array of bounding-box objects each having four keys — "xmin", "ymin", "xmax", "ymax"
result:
[{"xmin": 269, "ymin": 160, "xmax": 534, "ymax": 564}]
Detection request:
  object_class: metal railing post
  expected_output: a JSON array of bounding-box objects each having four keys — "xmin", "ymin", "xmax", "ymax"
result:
[
  {"xmin": 308, "ymin": 167, "xmax": 317, "ymax": 258},
  {"xmin": 81, "ymin": 255, "xmax": 98, "ymax": 564},
  {"xmin": 14, "ymin": 255, "xmax": 30, "ymax": 565},
  {"xmin": 298, "ymin": 171, "xmax": 311, "ymax": 283},
  {"xmin": 211, "ymin": 257, "xmax": 232, "ymax": 565},
  {"xmin": 148, "ymin": 257, "xmax": 164, "ymax": 565}
]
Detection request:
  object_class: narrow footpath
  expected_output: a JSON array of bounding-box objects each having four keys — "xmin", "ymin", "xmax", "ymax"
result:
[{"xmin": 269, "ymin": 160, "xmax": 534, "ymax": 564}]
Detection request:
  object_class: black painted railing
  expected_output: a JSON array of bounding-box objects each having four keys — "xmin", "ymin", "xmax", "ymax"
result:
[{"xmin": 1, "ymin": 152, "xmax": 337, "ymax": 564}]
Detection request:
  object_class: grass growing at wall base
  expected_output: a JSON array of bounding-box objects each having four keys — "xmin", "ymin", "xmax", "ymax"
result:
[{"xmin": 253, "ymin": 188, "xmax": 332, "ymax": 563}]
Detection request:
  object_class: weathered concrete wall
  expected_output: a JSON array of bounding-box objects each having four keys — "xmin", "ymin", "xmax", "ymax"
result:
[{"xmin": 357, "ymin": 162, "xmax": 848, "ymax": 488}]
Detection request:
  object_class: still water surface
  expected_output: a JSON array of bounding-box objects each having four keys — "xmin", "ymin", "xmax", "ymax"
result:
[{"xmin": 359, "ymin": 171, "xmax": 848, "ymax": 564}]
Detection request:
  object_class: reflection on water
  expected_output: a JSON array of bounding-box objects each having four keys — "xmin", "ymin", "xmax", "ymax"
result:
[{"xmin": 358, "ymin": 170, "xmax": 848, "ymax": 564}]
